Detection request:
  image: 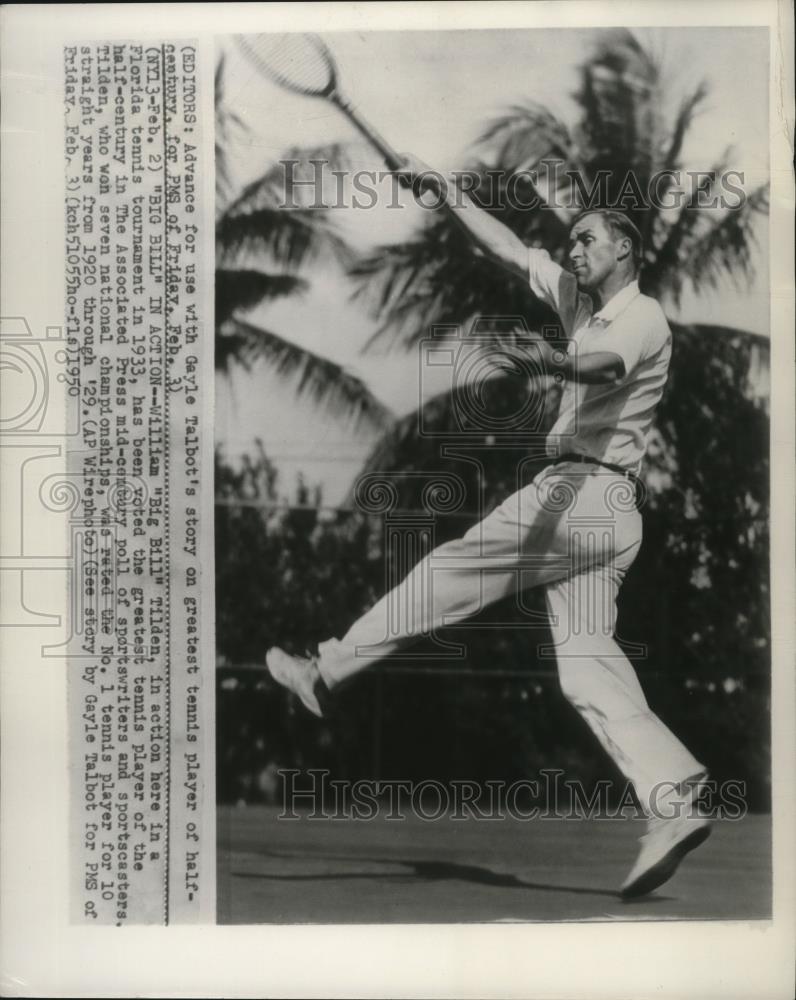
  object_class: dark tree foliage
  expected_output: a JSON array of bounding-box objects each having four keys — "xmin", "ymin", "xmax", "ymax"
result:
[
  {"xmin": 214, "ymin": 30, "xmax": 770, "ymax": 810},
  {"xmin": 216, "ymin": 318, "xmax": 771, "ymax": 809},
  {"xmin": 350, "ymin": 30, "xmax": 768, "ymax": 349}
]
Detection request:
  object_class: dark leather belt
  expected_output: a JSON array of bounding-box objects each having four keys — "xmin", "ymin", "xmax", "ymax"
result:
[{"xmin": 552, "ymin": 452, "xmax": 642, "ymax": 491}]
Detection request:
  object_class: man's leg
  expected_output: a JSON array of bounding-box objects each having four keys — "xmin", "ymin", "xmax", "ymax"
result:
[
  {"xmin": 544, "ymin": 559, "xmax": 711, "ymax": 896},
  {"xmin": 271, "ymin": 467, "xmax": 644, "ymax": 700},
  {"xmin": 544, "ymin": 562, "xmax": 705, "ymax": 815},
  {"xmin": 268, "ymin": 476, "xmax": 574, "ymax": 713},
  {"xmin": 316, "ymin": 473, "xmax": 578, "ymax": 691}
]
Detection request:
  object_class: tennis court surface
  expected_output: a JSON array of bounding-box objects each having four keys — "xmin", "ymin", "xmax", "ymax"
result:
[{"xmin": 218, "ymin": 806, "xmax": 771, "ymax": 924}]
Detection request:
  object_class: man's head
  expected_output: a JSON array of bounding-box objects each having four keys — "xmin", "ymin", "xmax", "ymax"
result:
[{"xmin": 567, "ymin": 210, "xmax": 643, "ymax": 292}]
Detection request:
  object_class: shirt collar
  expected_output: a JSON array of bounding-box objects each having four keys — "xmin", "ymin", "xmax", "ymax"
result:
[{"xmin": 592, "ymin": 280, "xmax": 640, "ymax": 323}]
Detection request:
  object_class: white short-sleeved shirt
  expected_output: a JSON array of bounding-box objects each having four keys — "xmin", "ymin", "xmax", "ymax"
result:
[{"xmin": 528, "ymin": 247, "xmax": 672, "ymax": 471}]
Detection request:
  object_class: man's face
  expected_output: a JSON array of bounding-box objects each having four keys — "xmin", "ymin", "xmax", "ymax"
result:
[{"xmin": 567, "ymin": 215, "xmax": 625, "ymax": 291}]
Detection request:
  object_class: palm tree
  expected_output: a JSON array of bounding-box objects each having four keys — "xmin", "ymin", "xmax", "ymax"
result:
[
  {"xmin": 215, "ymin": 54, "xmax": 391, "ymax": 432},
  {"xmin": 348, "ymin": 30, "xmax": 769, "ymax": 497},
  {"xmin": 351, "ymin": 29, "xmax": 768, "ymax": 353},
  {"xmin": 339, "ymin": 30, "xmax": 770, "ymax": 693}
]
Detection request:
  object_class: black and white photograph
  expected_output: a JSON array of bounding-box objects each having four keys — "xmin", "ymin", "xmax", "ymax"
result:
[
  {"xmin": 214, "ymin": 24, "xmax": 773, "ymax": 924},
  {"xmin": 0, "ymin": 2, "xmax": 794, "ymax": 997}
]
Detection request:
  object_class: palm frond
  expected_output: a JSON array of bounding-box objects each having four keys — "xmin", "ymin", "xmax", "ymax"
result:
[
  {"xmin": 643, "ymin": 148, "xmax": 732, "ymax": 293},
  {"xmin": 216, "ymin": 206, "xmax": 354, "ymax": 271},
  {"xmin": 349, "ymin": 215, "xmax": 560, "ymax": 353},
  {"xmin": 215, "ymin": 269, "xmax": 307, "ymax": 325},
  {"xmin": 216, "ymin": 142, "xmax": 355, "ymax": 271},
  {"xmin": 225, "ymin": 143, "xmax": 352, "ymax": 216},
  {"xmin": 470, "ymin": 109, "xmax": 581, "ymax": 231},
  {"xmin": 660, "ymin": 81, "xmax": 710, "ymax": 176},
  {"xmin": 659, "ymin": 185, "xmax": 769, "ymax": 303},
  {"xmin": 573, "ymin": 29, "xmax": 664, "ymax": 223},
  {"xmin": 637, "ymin": 80, "xmax": 710, "ymax": 248},
  {"xmin": 474, "ymin": 104, "xmax": 576, "ymax": 173},
  {"xmin": 217, "ymin": 318, "xmax": 393, "ymax": 432}
]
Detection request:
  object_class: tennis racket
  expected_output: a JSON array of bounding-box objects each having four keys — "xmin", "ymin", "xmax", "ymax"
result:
[{"xmin": 236, "ymin": 32, "xmax": 414, "ymax": 187}]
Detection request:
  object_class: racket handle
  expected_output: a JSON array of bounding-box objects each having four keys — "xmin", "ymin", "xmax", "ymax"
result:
[{"xmin": 336, "ymin": 97, "xmax": 415, "ymax": 189}]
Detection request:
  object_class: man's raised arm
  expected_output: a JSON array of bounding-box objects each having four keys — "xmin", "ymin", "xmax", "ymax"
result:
[
  {"xmin": 398, "ymin": 157, "xmax": 624, "ymax": 385},
  {"xmin": 399, "ymin": 155, "xmax": 529, "ymax": 280}
]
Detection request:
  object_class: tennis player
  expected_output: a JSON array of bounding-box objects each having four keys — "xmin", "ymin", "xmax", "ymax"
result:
[{"xmin": 267, "ymin": 156, "xmax": 711, "ymax": 899}]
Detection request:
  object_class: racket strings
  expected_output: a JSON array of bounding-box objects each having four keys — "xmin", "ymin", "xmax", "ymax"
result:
[{"xmin": 237, "ymin": 33, "xmax": 336, "ymax": 96}]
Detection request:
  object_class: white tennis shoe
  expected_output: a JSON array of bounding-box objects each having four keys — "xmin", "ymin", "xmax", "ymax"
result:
[
  {"xmin": 266, "ymin": 647, "xmax": 326, "ymax": 718},
  {"xmin": 620, "ymin": 776, "xmax": 712, "ymax": 899}
]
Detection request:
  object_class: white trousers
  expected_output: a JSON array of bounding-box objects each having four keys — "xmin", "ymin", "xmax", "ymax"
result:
[{"xmin": 318, "ymin": 463, "xmax": 703, "ymax": 813}]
